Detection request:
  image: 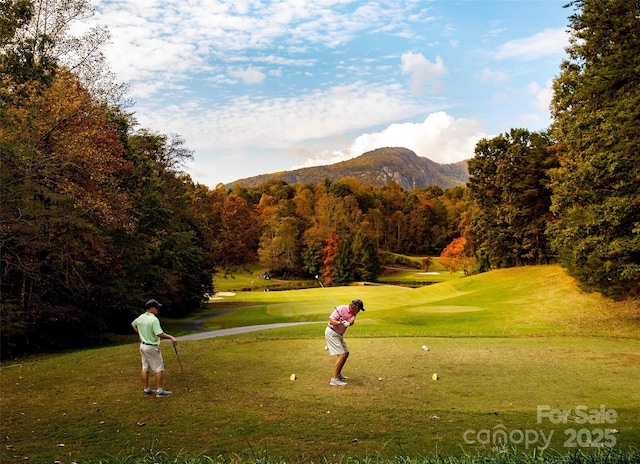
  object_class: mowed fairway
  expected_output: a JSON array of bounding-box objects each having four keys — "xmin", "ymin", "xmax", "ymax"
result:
[{"xmin": 1, "ymin": 265, "xmax": 639, "ymax": 463}]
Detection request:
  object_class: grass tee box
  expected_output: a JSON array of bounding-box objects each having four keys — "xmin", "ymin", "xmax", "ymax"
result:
[
  {"xmin": 1, "ymin": 336, "xmax": 639, "ymax": 462},
  {"xmin": 1, "ymin": 265, "xmax": 639, "ymax": 463}
]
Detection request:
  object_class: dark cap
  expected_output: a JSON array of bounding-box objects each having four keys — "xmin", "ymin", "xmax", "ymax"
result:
[
  {"xmin": 145, "ymin": 299, "xmax": 162, "ymax": 309},
  {"xmin": 351, "ymin": 299, "xmax": 365, "ymax": 311}
]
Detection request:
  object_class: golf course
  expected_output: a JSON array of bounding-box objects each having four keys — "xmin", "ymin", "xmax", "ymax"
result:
[{"xmin": 1, "ymin": 264, "xmax": 639, "ymax": 463}]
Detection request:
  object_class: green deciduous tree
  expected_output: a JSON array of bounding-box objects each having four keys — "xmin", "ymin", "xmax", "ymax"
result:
[
  {"xmin": 333, "ymin": 235, "xmax": 354, "ymax": 285},
  {"xmin": 549, "ymin": 0, "xmax": 640, "ymax": 298},
  {"xmin": 119, "ymin": 131, "xmax": 214, "ymax": 318},
  {"xmin": 351, "ymin": 231, "xmax": 380, "ymax": 281},
  {"xmin": 468, "ymin": 129, "xmax": 556, "ymax": 269}
]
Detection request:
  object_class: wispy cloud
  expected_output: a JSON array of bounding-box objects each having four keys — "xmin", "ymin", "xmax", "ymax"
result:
[
  {"xmin": 479, "ymin": 68, "xmax": 509, "ymax": 84},
  {"xmin": 92, "ymin": 0, "xmax": 431, "ymax": 96},
  {"xmin": 494, "ymin": 27, "xmax": 568, "ymax": 61}
]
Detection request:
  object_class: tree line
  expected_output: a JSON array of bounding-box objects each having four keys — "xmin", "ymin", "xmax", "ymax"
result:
[{"xmin": 1, "ymin": 0, "xmax": 638, "ymax": 358}]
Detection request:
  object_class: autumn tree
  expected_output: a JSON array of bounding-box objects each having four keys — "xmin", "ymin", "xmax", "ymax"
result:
[
  {"xmin": 439, "ymin": 237, "xmax": 476, "ymax": 275},
  {"xmin": 220, "ymin": 193, "xmax": 259, "ymax": 267},
  {"xmin": 319, "ymin": 230, "xmax": 340, "ymax": 285},
  {"xmin": 361, "ymin": 208, "xmax": 385, "ymax": 248},
  {"xmin": 258, "ymin": 216, "xmax": 301, "ymax": 275},
  {"xmin": 1, "ymin": 68, "xmax": 133, "ymax": 354},
  {"xmin": 549, "ymin": 0, "xmax": 640, "ymax": 298}
]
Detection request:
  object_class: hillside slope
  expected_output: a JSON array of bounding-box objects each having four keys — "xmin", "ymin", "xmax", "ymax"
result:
[
  {"xmin": 228, "ymin": 147, "xmax": 469, "ymax": 190},
  {"xmin": 386, "ymin": 265, "xmax": 640, "ymax": 338}
]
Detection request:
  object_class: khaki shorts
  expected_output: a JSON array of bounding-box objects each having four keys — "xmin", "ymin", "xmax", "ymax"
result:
[
  {"xmin": 325, "ymin": 326, "xmax": 348, "ymax": 355},
  {"xmin": 140, "ymin": 343, "xmax": 164, "ymax": 372}
]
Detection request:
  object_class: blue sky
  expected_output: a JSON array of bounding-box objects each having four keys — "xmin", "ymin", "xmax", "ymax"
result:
[{"xmin": 87, "ymin": 0, "xmax": 571, "ymax": 187}]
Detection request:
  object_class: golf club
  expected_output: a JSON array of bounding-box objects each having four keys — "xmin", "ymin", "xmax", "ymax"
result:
[
  {"xmin": 173, "ymin": 344, "xmax": 194, "ymax": 393},
  {"xmin": 315, "ymin": 274, "xmax": 337, "ymax": 309}
]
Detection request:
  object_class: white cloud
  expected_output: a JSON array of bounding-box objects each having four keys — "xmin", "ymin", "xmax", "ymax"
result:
[
  {"xmin": 494, "ymin": 27, "xmax": 568, "ymax": 61},
  {"xmin": 518, "ymin": 79, "xmax": 554, "ymax": 125},
  {"xmin": 90, "ymin": 1, "xmax": 432, "ymax": 100},
  {"xmin": 527, "ymin": 79, "xmax": 554, "ymax": 111},
  {"xmin": 228, "ymin": 66, "xmax": 266, "ymax": 84},
  {"xmin": 401, "ymin": 52, "xmax": 448, "ymax": 95},
  {"xmin": 298, "ymin": 112, "xmax": 486, "ymax": 168}
]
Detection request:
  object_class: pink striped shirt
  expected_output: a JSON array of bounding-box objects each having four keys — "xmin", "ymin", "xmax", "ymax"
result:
[{"xmin": 328, "ymin": 305, "xmax": 356, "ymax": 335}]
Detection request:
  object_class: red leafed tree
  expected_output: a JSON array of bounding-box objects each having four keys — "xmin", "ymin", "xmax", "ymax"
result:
[{"xmin": 319, "ymin": 230, "xmax": 339, "ymax": 285}]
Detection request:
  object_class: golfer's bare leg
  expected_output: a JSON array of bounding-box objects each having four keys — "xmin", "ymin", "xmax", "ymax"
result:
[
  {"xmin": 333, "ymin": 352, "xmax": 349, "ymax": 379},
  {"xmin": 141, "ymin": 370, "xmax": 149, "ymax": 390},
  {"xmin": 154, "ymin": 370, "xmax": 163, "ymax": 390}
]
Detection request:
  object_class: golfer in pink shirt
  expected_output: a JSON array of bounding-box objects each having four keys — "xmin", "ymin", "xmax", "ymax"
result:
[{"xmin": 325, "ymin": 299, "xmax": 364, "ymax": 386}]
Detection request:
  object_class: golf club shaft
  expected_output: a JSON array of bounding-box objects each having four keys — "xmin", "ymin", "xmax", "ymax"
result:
[
  {"xmin": 173, "ymin": 344, "xmax": 192, "ymax": 392},
  {"xmin": 316, "ymin": 275, "xmax": 337, "ymax": 309}
]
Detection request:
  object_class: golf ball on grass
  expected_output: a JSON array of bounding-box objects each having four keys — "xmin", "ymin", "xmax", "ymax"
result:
[
  {"xmin": 422, "ymin": 345, "xmax": 429, "ymax": 351},
  {"xmin": 290, "ymin": 374, "xmax": 297, "ymax": 381},
  {"xmin": 432, "ymin": 373, "xmax": 438, "ymax": 380}
]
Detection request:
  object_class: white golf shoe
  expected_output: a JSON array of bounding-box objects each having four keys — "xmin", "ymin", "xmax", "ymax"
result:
[{"xmin": 330, "ymin": 378, "xmax": 347, "ymax": 387}]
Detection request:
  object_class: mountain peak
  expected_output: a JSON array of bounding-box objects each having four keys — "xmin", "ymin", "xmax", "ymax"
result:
[{"xmin": 228, "ymin": 147, "xmax": 469, "ymax": 190}]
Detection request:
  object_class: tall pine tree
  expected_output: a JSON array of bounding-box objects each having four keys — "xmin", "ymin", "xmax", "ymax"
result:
[{"xmin": 549, "ymin": 0, "xmax": 640, "ymax": 298}]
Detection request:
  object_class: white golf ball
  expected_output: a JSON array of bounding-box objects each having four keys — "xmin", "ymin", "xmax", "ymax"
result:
[
  {"xmin": 290, "ymin": 374, "xmax": 296, "ymax": 381},
  {"xmin": 432, "ymin": 373, "xmax": 438, "ymax": 380},
  {"xmin": 422, "ymin": 345, "xmax": 429, "ymax": 351}
]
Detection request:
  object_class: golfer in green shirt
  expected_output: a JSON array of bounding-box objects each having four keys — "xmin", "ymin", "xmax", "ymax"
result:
[{"xmin": 131, "ymin": 299, "xmax": 177, "ymax": 397}]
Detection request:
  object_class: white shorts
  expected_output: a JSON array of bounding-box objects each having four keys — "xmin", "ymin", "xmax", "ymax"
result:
[
  {"xmin": 325, "ymin": 326, "xmax": 348, "ymax": 355},
  {"xmin": 140, "ymin": 343, "xmax": 164, "ymax": 372}
]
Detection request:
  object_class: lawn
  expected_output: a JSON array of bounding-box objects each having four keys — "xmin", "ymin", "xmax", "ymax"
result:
[
  {"xmin": 1, "ymin": 265, "xmax": 639, "ymax": 464},
  {"xmin": 211, "ymin": 258, "xmax": 459, "ymax": 294}
]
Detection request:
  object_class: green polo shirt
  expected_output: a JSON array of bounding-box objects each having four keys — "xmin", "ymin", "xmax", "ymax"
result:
[{"xmin": 131, "ymin": 311, "xmax": 163, "ymax": 345}]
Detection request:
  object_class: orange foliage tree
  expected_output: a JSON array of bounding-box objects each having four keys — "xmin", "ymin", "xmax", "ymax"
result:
[{"xmin": 439, "ymin": 237, "xmax": 476, "ymax": 275}]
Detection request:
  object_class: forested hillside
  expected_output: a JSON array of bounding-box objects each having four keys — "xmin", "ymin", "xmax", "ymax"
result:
[
  {"xmin": 1, "ymin": 0, "xmax": 637, "ymax": 358},
  {"xmin": 228, "ymin": 147, "xmax": 470, "ymax": 190}
]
